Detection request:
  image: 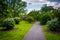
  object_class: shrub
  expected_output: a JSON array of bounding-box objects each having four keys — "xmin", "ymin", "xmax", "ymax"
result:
[
  {"xmin": 14, "ymin": 17, "xmax": 20, "ymax": 24},
  {"xmin": 2, "ymin": 18, "xmax": 15, "ymax": 30},
  {"xmin": 21, "ymin": 16, "xmax": 27, "ymax": 20},
  {"xmin": 25, "ymin": 16, "xmax": 34, "ymax": 23},
  {"xmin": 47, "ymin": 18, "xmax": 60, "ymax": 32},
  {"xmin": 40, "ymin": 15, "xmax": 51, "ymax": 25}
]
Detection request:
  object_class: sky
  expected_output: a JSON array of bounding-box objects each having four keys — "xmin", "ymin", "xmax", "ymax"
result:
[{"xmin": 22, "ymin": 0, "xmax": 60, "ymax": 13}]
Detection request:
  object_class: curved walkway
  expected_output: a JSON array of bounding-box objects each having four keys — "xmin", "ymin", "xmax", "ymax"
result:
[{"xmin": 23, "ymin": 22, "xmax": 46, "ymax": 40}]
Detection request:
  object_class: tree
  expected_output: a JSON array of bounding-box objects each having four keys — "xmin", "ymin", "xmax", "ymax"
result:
[
  {"xmin": 52, "ymin": 9, "xmax": 60, "ymax": 23},
  {"xmin": 0, "ymin": 0, "xmax": 8, "ymax": 23},
  {"xmin": 28, "ymin": 10, "xmax": 40, "ymax": 20},
  {"xmin": 6, "ymin": 0, "xmax": 27, "ymax": 17},
  {"xmin": 41, "ymin": 6, "xmax": 54, "ymax": 12},
  {"xmin": 0, "ymin": 0, "xmax": 27, "ymax": 26}
]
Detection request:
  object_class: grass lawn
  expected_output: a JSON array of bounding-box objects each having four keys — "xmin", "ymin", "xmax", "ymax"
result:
[
  {"xmin": 42, "ymin": 25, "xmax": 60, "ymax": 40},
  {"xmin": 0, "ymin": 21, "xmax": 33, "ymax": 40}
]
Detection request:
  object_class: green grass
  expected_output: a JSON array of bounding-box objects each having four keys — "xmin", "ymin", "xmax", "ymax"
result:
[
  {"xmin": 42, "ymin": 25, "xmax": 60, "ymax": 40},
  {"xmin": 0, "ymin": 21, "xmax": 33, "ymax": 40}
]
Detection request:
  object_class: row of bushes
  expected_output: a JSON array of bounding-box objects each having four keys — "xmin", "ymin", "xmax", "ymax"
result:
[
  {"xmin": 39, "ymin": 12, "xmax": 60, "ymax": 32},
  {"xmin": 0, "ymin": 17, "xmax": 20, "ymax": 30},
  {"xmin": 21, "ymin": 16, "xmax": 35, "ymax": 23}
]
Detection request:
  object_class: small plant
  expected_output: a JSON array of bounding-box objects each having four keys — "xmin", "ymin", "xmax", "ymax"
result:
[
  {"xmin": 47, "ymin": 18, "xmax": 60, "ymax": 32},
  {"xmin": 14, "ymin": 17, "xmax": 20, "ymax": 24},
  {"xmin": 2, "ymin": 18, "xmax": 15, "ymax": 30}
]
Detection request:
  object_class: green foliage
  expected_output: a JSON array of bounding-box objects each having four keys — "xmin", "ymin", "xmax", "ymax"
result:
[
  {"xmin": 0, "ymin": 0, "xmax": 8, "ymax": 17},
  {"xmin": 52, "ymin": 9, "xmax": 60, "ymax": 18},
  {"xmin": 6, "ymin": 0, "xmax": 27, "ymax": 17},
  {"xmin": 40, "ymin": 13, "xmax": 51, "ymax": 25},
  {"xmin": 14, "ymin": 17, "xmax": 20, "ymax": 24},
  {"xmin": 0, "ymin": 0, "xmax": 9, "ymax": 23},
  {"xmin": 52, "ymin": 9, "xmax": 60, "ymax": 22},
  {"xmin": 1, "ymin": 18, "xmax": 15, "ymax": 30},
  {"xmin": 25, "ymin": 16, "xmax": 34, "ymax": 23},
  {"xmin": 41, "ymin": 5, "xmax": 54, "ymax": 12},
  {"xmin": 28, "ymin": 10, "xmax": 40, "ymax": 21},
  {"xmin": 47, "ymin": 18, "xmax": 60, "ymax": 32},
  {"xmin": 0, "ymin": 0, "xmax": 27, "ymax": 29}
]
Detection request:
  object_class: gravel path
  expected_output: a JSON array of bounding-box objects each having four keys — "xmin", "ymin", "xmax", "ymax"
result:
[{"xmin": 23, "ymin": 22, "xmax": 46, "ymax": 40}]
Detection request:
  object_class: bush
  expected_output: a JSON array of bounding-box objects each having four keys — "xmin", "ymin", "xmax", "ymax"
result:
[
  {"xmin": 47, "ymin": 18, "xmax": 60, "ymax": 32},
  {"xmin": 2, "ymin": 18, "xmax": 15, "ymax": 30},
  {"xmin": 40, "ymin": 15, "xmax": 51, "ymax": 25},
  {"xmin": 14, "ymin": 17, "xmax": 20, "ymax": 24},
  {"xmin": 20, "ymin": 16, "xmax": 27, "ymax": 20},
  {"xmin": 25, "ymin": 16, "xmax": 34, "ymax": 23}
]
